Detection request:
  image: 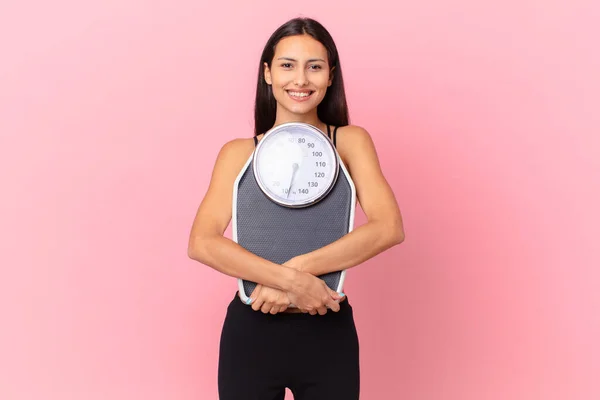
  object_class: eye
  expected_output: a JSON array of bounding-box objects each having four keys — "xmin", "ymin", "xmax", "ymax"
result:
[
  {"xmin": 309, "ymin": 64, "xmax": 323, "ymax": 70},
  {"xmin": 281, "ymin": 63, "xmax": 293, "ymax": 68}
]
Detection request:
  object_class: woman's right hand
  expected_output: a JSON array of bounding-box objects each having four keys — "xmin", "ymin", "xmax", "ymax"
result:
[
  {"xmin": 248, "ymin": 284, "xmax": 291, "ymax": 314},
  {"xmin": 286, "ymin": 270, "xmax": 343, "ymax": 315}
]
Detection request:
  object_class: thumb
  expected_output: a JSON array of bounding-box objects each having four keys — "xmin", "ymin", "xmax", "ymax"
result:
[
  {"xmin": 329, "ymin": 288, "xmax": 345, "ymax": 301},
  {"xmin": 247, "ymin": 284, "xmax": 262, "ymax": 305}
]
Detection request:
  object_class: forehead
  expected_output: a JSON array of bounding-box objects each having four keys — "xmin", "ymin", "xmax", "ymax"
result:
[{"xmin": 274, "ymin": 35, "xmax": 328, "ymax": 61}]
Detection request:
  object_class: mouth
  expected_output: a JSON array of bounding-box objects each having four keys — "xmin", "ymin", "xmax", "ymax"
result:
[{"xmin": 286, "ymin": 90, "xmax": 315, "ymax": 102}]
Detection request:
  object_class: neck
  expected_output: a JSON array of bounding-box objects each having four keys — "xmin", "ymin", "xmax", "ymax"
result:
[{"xmin": 273, "ymin": 106, "xmax": 325, "ymax": 132}]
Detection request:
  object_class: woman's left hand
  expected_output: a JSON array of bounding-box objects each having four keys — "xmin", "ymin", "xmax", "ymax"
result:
[{"xmin": 249, "ymin": 284, "xmax": 291, "ymax": 314}]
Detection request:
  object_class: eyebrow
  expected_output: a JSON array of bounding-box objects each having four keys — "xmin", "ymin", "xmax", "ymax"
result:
[{"xmin": 277, "ymin": 57, "xmax": 326, "ymax": 63}]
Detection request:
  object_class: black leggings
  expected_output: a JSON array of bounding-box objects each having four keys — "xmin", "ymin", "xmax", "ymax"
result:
[{"xmin": 218, "ymin": 292, "xmax": 360, "ymax": 400}]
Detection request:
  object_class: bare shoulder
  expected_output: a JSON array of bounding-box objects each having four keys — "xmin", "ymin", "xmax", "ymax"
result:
[
  {"xmin": 336, "ymin": 124, "xmax": 376, "ymax": 152},
  {"xmin": 212, "ymin": 136, "xmax": 256, "ymax": 178},
  {"xmin": 216, "ymin": 136, "xmax": 255, "ymax": 159},
  {"xmin": 336, "ymin": 124, "xmax": 372, "ymax": 138},
  {"xmin": 334, "ymin": 125, "xmax": 379, "ymax": 172}
]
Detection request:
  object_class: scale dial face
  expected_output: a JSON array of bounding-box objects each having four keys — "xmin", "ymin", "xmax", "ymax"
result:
[{"xmin": 252, "ymin": 122, "xmax": 339, "ymax": 208}]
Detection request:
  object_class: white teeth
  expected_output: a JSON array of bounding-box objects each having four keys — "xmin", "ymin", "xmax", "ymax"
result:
[{"xmin": 288, "ymin": 91, "xmax": 311, "ymax": 97}]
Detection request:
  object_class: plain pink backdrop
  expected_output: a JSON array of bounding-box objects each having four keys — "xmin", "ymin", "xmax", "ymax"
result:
[{"xmin": 1, "ymin": 1, "xmax": 598, "ymax": 399}]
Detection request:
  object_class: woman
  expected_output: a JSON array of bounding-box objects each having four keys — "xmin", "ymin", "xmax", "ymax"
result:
[{"xmin": 188, "ymin": 17, "xmax": 405, "ymax": 400}]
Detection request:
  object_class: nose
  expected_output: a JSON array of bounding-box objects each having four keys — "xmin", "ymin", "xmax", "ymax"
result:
[{"xmin": 293, "ymin": 68, "xmax": 309, "ymax": 86}]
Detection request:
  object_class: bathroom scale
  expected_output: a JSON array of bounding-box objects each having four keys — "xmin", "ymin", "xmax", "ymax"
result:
[{"xmin": 232, "ymin": 122, "xmax": 357, "ymax": 305}]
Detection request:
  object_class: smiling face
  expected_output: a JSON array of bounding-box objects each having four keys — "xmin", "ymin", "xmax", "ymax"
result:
[{"xmin": 264, "ymin": 34, "xmax": 334, "ymax": 125}]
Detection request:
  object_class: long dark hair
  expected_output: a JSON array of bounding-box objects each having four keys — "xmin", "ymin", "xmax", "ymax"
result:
[{"xmin": 254, "ymin": 17, "xmax": 350, "ymax": 136}]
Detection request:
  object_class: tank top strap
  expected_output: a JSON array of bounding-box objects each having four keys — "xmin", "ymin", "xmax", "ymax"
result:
[
  {"xmin": 326, "ymin": 125, "xmax": 338, "ymax": 148},
  {"xmin": 332, "ymin": 126, "xmax": 338, "ymax": 148}
]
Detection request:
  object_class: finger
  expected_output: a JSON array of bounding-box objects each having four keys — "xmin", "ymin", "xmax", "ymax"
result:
[
  {"xmin": 317, "ymin": 306, "xmax": 328, "ymax": 316},
  {"xmin": 278, "ymin": 292, "xmax": 291, "ymax": 308},
  {"xmin": 248, "ymin": 285, "xmax": 262, "ymax": 306},
  {"xmin": 261, "ymin": 302, "xmax": 272, "ymax": 314},
  {"xmin": 275, "ymin": 297, "xmax": 288, "ymax": 312},
  {"xmin": 327, "ymin": 288, "xmax": 342, "ymax": 300},
  {"xmin": 328, "ymin": 298, "xmax": 341, "ymax": 312},
  {"xmin": 252, "ymin": 297, "xmax": 265, "ymax": 312},
  {"xmin": 269, "ymin": 306, "xmax": 280, "ymax": 315},
  {"xmin": 309, "ymin": 309, "xmax": 318, "ymax": 316}
]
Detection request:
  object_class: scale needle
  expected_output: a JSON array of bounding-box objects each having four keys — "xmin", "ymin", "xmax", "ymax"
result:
[{"xmin": 286, "ymin": 163, "xmax": 299, "ymax": 198}]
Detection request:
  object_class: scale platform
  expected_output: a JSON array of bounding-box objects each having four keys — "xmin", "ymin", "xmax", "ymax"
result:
[{"xmin": 233, "ymin": 136, "xmax": 356, "ymax": 304}]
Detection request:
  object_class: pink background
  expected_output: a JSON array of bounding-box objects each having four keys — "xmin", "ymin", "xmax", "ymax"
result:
[{"xmin": 1, "ymin": 1, "xmax": 598, "ymax": 399}]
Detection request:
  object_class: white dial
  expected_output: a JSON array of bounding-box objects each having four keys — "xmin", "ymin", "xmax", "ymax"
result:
[{"xmin": 253, "ymin": 122, "xmax": 339, "ymax": 208}]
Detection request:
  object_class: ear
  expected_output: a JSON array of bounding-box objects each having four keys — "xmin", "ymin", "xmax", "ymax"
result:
[
  {"xmin": 264, "ymin": 62, "xmax": 272, "ymax": 85},
  {"xmin": 328, "ymin": 66, "xmax": 335, "ymax": 87}
]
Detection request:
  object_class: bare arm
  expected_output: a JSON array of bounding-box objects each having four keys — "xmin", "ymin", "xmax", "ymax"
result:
[
  {"xmin": 292, "ymin": 126, "xmax": 405, "ymax": 276},
  {"xmin": 187, "ymin": 139, "xmax": 296, "ymax": 292}
]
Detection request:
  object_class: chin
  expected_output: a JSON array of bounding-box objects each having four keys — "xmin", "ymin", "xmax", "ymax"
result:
[
  {"xmin": 288, "ymin": 104, "xmax": 314, "ymax": 114},
  {"xmin": 285, "ymin": 99, "xmax": 324, "ymax": 115}
]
